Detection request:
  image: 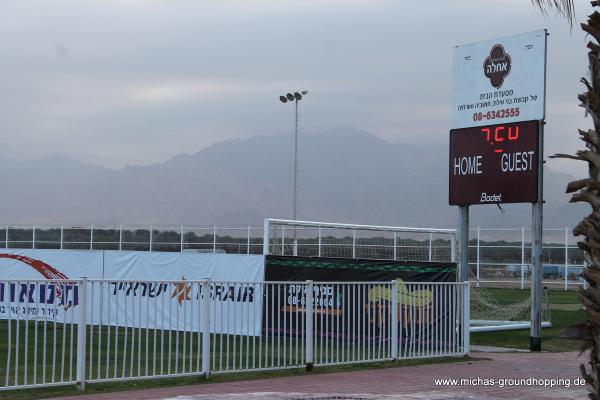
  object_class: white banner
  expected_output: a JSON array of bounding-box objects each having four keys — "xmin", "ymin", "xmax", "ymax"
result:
[
  {"xmin": 0, "ymin": 249, "xmax": 103, "ymax": 324},
  {"xmin": 102, "ymin": 251, "xmax": 264, "ymax": 335},
  {"xmin": 0, "ymin": 249, "xmax": 265, "ymax": 336},
  {"xmin": 453, "ymin": 30, "xmax": 546, "ymax": 128}
]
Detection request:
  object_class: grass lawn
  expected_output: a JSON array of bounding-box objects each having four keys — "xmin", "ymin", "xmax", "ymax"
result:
[
  {"xmin": 482, "ymin": 287, "xmax": 581, "ymax": 304},
  {"xmin": 471, "ymin": 287, "xmax": 585, "ymax": 352}
]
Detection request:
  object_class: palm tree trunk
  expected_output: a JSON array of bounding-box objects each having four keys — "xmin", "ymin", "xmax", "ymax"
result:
[{"xmin": 551, "ymin": 3, "xmax": 600, "ymax": 398}]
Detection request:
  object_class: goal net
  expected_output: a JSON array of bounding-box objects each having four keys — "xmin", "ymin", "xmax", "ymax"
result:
[
  {"xmin": 263, "ymin": 218, "xmax": 457, "ymax": 263},
  {"xmin": 469, "ymin": 276, "xmax": 552, "ymax": 332}
]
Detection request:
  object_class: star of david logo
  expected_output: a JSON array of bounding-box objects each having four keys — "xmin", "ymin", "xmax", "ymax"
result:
[{"xmin": 171, "ymin": 277, "xmax": 192, "ymax": 305}]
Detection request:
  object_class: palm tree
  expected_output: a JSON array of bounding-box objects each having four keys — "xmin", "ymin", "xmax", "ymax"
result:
[
  {"xmin": 533, "ymin": 1, "xmax": 600, "ymax": 398},
  {"xmin": 531, "ymin": 0, "xmax": 574, "ymax": 26}
]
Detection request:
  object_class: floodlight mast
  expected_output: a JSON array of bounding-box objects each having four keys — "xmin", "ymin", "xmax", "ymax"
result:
[{"xmin": 279, "ymin": 90, "xmax": 308, "ymax": 255}]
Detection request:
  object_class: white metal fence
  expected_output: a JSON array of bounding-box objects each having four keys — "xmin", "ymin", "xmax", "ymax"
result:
[
  {"xmin": 0, "ymin": 221, "xmax": 585, "ymax": 289},
  {"xmin": 470, "ymin": 227, "xmax": 585, "ymax": 290},
  {"xmin": 0, "ymin": 279, "xmax": 469, "ymax": 391},
  {"xmin": 0, "ymin": 225, "xmax": 264, "ymax": 254}
]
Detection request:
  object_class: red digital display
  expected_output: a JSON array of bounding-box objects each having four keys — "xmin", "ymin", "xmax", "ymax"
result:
[
  {"xmin": 449, "ymin": 120, "xmax": 539, "ymax": 206},
  {"xmin": 480, "ymin": 125, "xmax": 520, "ymax": 153}
]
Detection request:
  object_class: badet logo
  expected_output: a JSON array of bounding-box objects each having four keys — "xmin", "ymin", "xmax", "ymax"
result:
[
  {"xmin": 110, "ymin": 277, "xmax": 256, "ymax": 306},
  {"xmin": 0, "ymin": 253, "xmax": 79, "ymax": 316}
]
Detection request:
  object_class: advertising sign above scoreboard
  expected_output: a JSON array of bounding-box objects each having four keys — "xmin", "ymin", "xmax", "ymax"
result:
[
  {"xmin": 453, "ymin": 30, "xmax": 546, "ymax": 129},
  {"xmin": 449, "ymin": 120, "xmax": 539, "ymax": 206}
]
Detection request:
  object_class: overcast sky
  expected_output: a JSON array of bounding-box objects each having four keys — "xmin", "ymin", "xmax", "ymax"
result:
[{"xmin": 0, "ymin": 0, "xmax": 594, "ymax": 176}]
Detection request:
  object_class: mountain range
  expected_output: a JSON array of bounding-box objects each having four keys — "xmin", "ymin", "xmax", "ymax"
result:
[{"xmin": 0, "ymin": 127, "xmax": 588, "ymax": 229}]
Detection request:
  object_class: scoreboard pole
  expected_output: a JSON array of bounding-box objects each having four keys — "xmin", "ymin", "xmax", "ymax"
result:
[
  {"xmin": 459, "ymin": 206, "xmax": 469, "ymax": 283},
  {"xmin": 530, "ymin": 120, "xmax": 544, "ymax": 352},
  {"xmin": 531, "ymin": 32, "xmax": 547, "ymax": 352}
]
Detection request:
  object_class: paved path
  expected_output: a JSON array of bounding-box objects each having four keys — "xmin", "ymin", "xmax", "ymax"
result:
[{"xmin": 50, "ymin": 352, "xmax": 588, "ymax": 400}]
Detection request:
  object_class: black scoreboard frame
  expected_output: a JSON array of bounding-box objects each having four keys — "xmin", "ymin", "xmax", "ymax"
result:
[{"xmin": 448, "ymin": 120, "xmax": 540, "ymax": 206}]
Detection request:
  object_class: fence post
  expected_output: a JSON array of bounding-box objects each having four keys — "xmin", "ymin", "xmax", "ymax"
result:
[
  {"xmin": 201, "ymin": 279, "xmax": 211, "ymax": 377},
  {"xmin": 180, "ymin": 225, "xmax": 184, "ymax": 252},
  {"xmin": 305, "ymin": 280, "xmax": 314, "ymax": 370},
  {"xmin": 5, "ymin": 225, "xmax": 8, "ymax": 248},
  {"xmin": 393, "ymin": 232, "xmax": 397, "ymax": 261},
  {"xmin": 476, "ymin": 227, "xmax": 480, "ymax": 287},
  {"xmin": 564, "ymin": 227, "xmax": 569, "ymax": 291},
  {"xmin": 76, "ymin": 277, "xmax": 88, "ymax": 391},
  {"xmin": 213, "ymin": 225, "xmax": 217, "ymax": 253},
  {"xmin": 149, "ymin": 225, "xmax": 153, "ymax": 252},
  {"xmin": 90, "ymin": 225, "xmax": 94, "ymax": 250},
  {"xmin": 584, "ymin": 260, "xmax": 589, "ymax": 290},
  {"xmin": 428, "ymin": 232, "xmax": 433, "ymax": 262},
  {"xmin": 119, "ymin": 225, "xmax": 123, "ymax": 251},
  {"xmin": 450, "ymin": 233, "xmax": 456, "ymax": 263},
  {"xmin": 352, "ymin": 230, "xmax": 356, "ymax": 259},
  {"xmin": 281, "ymin": 226, "xmax": 285, "ymax": 255},
  {"xmin": 247, "ymin": 225, "xmax": 251, "ymax": 255},
  {"xmin": 263, "ymin": 219, "xmax": 270, "ymax": 255},
  {"xmin": 32, "ymin": 224, "xmax": 36, "ymax": 249},
  {"xmin": 318, "ymin": 227, "xmax": 322, "ymax": 257},
  {"xmin": 462, "ymin": 282, "xmax": 470, "ymax": 355},
  {"xmin": 391, "ymin": 279, "xmax": 399, "ymax": 360},
  {"xmin": 60, "ymin": 225, "xmax": 64, "ymax": 250},
  {"xmin": 521, "ymin": 226, "xmax": 525, "ymax": 290}
]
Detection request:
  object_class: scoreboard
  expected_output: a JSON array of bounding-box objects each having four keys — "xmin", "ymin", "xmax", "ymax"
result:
[{"xmin": 448, "ymin": 120, "xmax": 539, "ymax": 205}]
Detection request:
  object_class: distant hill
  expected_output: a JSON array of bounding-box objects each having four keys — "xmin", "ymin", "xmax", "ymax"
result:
[{"xmin": 0, "ymin": 127, "xmax": 588, "ymax": 229}]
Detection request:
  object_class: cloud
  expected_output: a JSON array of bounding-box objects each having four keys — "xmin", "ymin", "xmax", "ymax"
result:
[
  {"xmin": 125, "ymin": 80, "xmax": 281, "ymax": 103},
  {"xmin": 0, "ymin": 0, "xmax": 593, "ymax": 178},
  {"xmin": 126, "ymin": 81, "xmax": 229, "ymax": 103},
  {"xmin": 53, "ymin": 43, "xmax": 69, "ymax": 60}
]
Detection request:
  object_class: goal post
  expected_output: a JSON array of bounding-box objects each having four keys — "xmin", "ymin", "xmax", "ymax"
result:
[{"xmin": 263, "ymin": 218, "xmax": 458, "ymax": 263}]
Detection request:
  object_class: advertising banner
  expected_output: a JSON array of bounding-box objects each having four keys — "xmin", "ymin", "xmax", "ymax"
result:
[
  {"xmin": 265, "ymin": 256, "xmax": 456, "ymax": 282},
  {"xmin": 102, "ymin": 251, "xmax": 264, "ymax": 335},
  {"xmin": 453, "ymin": 30, "xmax": 546, "ymax": 128},
  {"xmin": 264, "ymin": 255, "xmax": 456, "ymax": 339},
  {"xmin": 0, "ymin": 249, "xmax": 265, "ymax": 335},
  {"xmin": 0, "ymin": 249, "xmax": 103, "ymax": 325}
]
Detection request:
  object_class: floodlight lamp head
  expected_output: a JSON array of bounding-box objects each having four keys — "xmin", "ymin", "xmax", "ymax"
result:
[
  {"xmin": 286, "ymin": 93, "xmax": 294, "ymax": 101},
  {"xmin": 294, "ymin": 92, "xmax": 302, "ymax": 100},
  {"xmin": 301, "ymin": 90, "xmax": 308, "ymax": 95},
  {"xmin": 279, "ymin": 95, "xmax": 288, "ymax": 103}
]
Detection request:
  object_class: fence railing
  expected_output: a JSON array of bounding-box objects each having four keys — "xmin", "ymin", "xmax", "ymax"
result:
[
  {"xmin": 0, "ymin": 222, "xmax": 587, "ymax": 289},
  {"xmin": 0, "ymin": 225, "xmax": 265, "ymax": 254},
  {"xmin": 469, "ymin": 227, "xmax": 585, "ymax": 290},
  {"xmin": 0, "ymin": 279, "xmax": 469, "ymax": 391}
]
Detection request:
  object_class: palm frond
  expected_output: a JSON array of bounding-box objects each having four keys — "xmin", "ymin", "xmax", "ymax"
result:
[{"xmin": 531, "ymin": 0, "xmax": 576, "ymax": 26}]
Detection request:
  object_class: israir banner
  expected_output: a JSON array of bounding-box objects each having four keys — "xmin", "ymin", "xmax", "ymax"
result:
[
  {"xmin": 0, "ymin": 249, "xmax": 265, "ymax": 336},
  {"xmin": 104, "ymin": 252, "xmax": 264, "ymax": 335}
]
